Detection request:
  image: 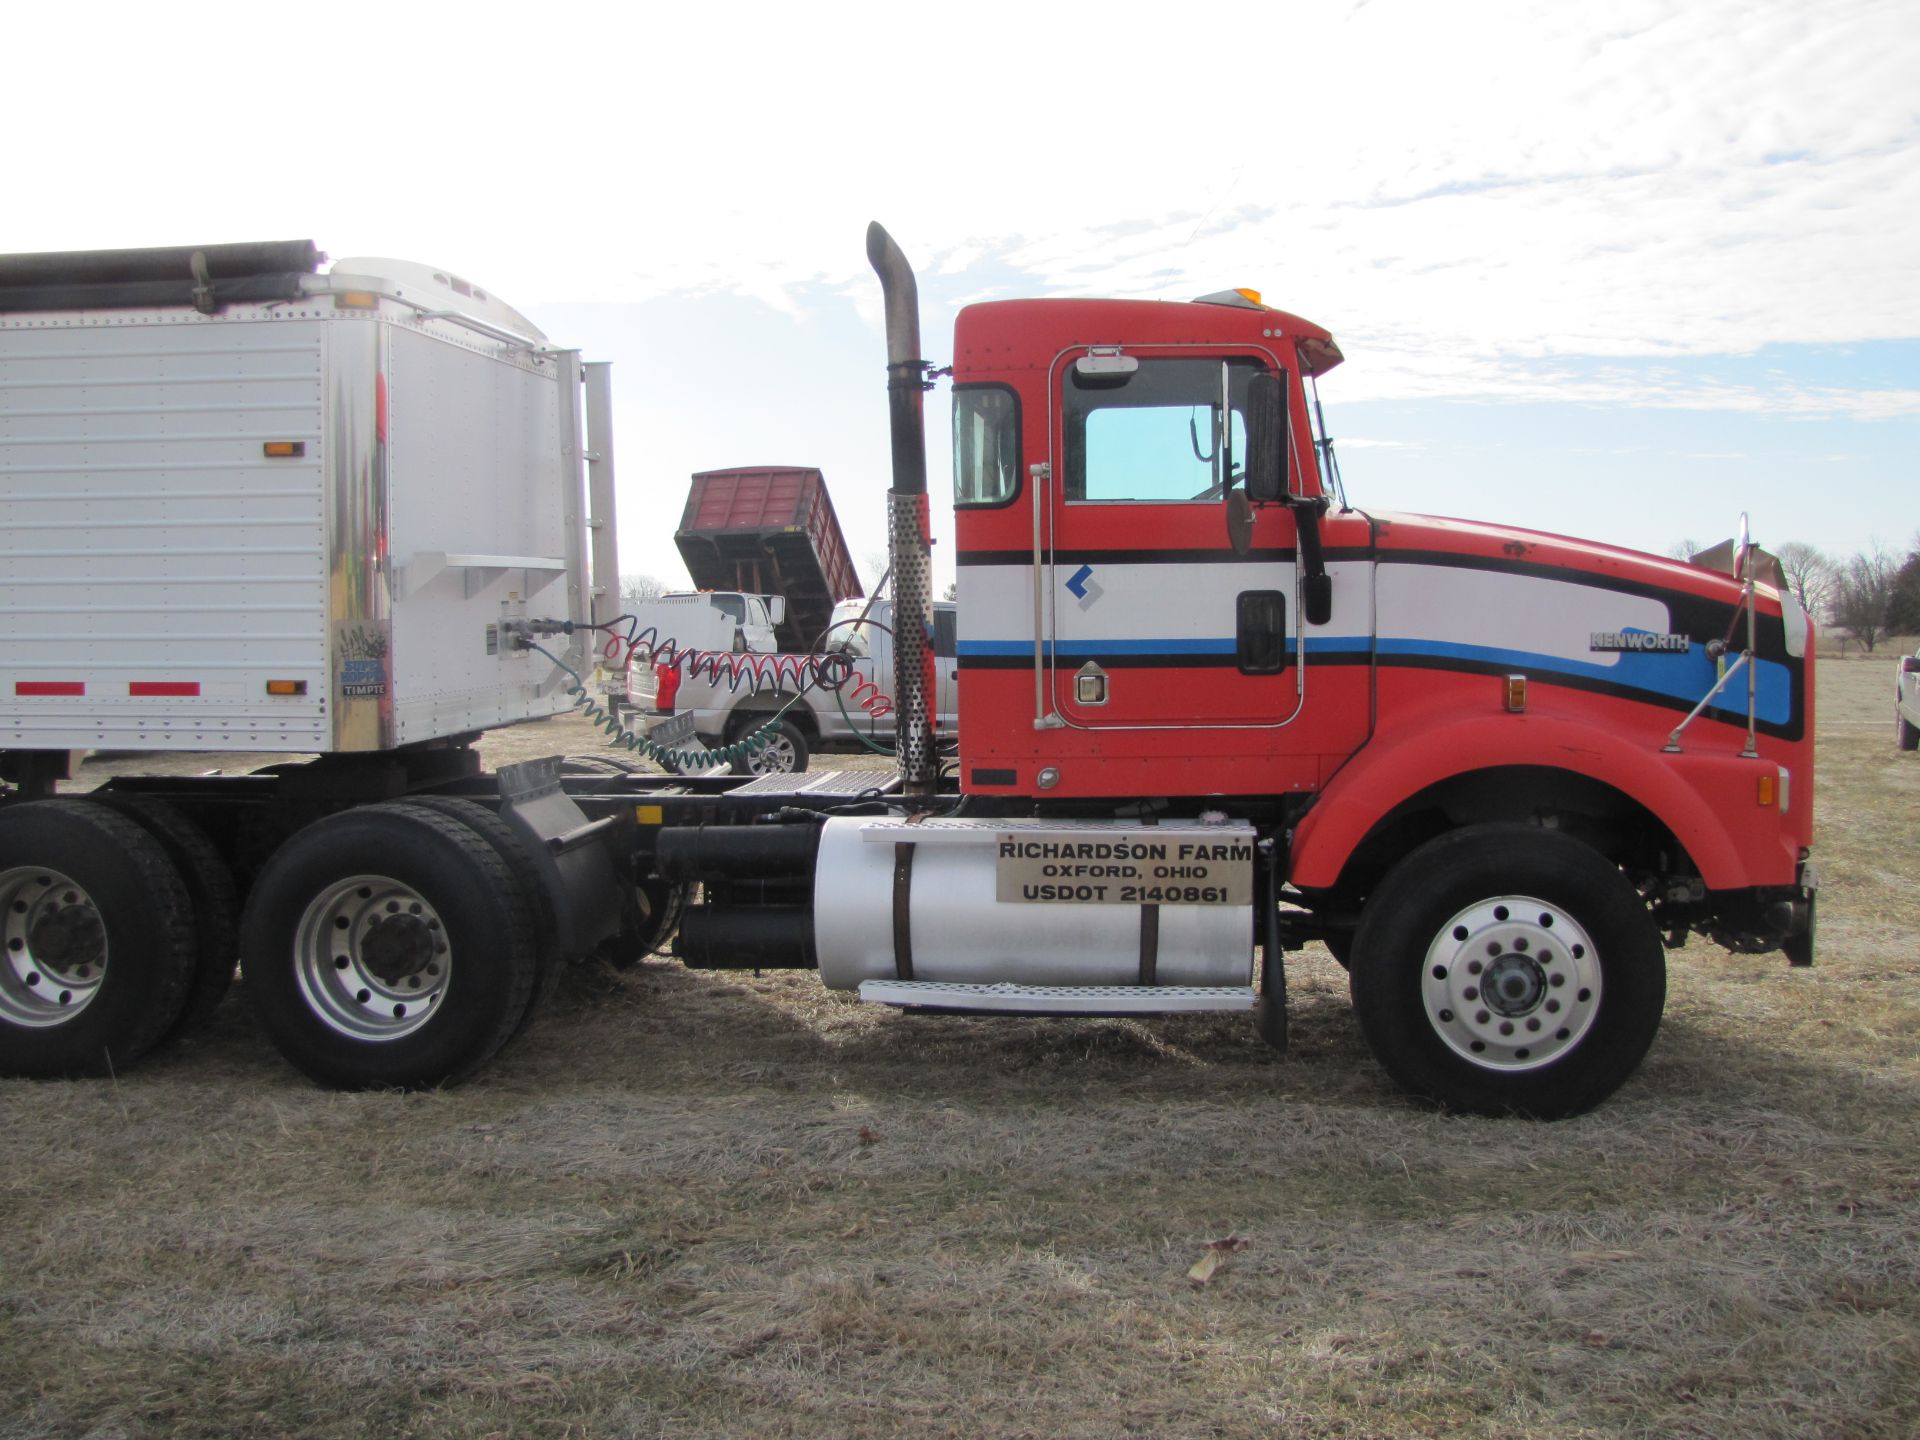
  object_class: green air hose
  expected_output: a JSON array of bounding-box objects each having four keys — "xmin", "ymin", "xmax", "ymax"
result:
[{"xmin": 530, "ymin": 641, "xmax": 810, "ymax": 772}]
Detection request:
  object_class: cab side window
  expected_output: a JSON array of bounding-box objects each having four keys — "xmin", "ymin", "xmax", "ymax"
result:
[
  {"xmin": 953, "ymin": 386, "xmax": 1021, "ymax": 507},
  {"xmin": 1065, "ymin": 358, "xmax": 1260, "ymax": 502}
]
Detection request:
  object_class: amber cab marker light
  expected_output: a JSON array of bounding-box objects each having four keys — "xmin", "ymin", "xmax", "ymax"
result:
[{"xmin": 1503, "ymin": 675, "xmax": 1528, "ymax": 713}]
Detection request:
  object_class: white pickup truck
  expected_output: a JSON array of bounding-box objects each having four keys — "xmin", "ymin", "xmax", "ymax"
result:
[
  {"xmin": 636, "ymin": 597, "xmax": 957, "ymax": 774},
  {"xmin": 1899, "ymin": 649, "xmax": 1920, "ymax": 750},
  {"xmin": 599, "ymin": 591, "xmax": 782, "ymax": 714}
]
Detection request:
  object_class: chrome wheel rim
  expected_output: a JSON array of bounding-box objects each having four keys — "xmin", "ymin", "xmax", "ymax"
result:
[
  {"xmin": 746, "ymin": 729, "xmax": 800, "ymax": 774},
  {"xmin": 294, "ymin": 874, "xmax": 449, "ymax": 1041},
  {"xmin": 1421, "ymin": 893, "xmax": 1602, "ymax": 1071},
  {"xmin": 0, "ymin": 865, "xmax": 107, "ymax": 1028}
]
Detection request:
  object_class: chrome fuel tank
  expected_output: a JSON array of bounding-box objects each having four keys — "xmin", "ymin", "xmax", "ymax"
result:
[{"xmin": 812, "ymin": 816, "xmax": 1255, "ymax": 991}]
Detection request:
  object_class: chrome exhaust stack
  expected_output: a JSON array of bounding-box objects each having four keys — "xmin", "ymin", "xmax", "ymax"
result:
[{"xmin": 865, "ymin": 222, "xmax": 937, "ymax": 797}]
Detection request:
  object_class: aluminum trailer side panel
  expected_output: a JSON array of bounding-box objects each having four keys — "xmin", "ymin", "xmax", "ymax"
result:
[
  {"xmin": 384, "ymin": 325, "xmax": 576, "ymax": 745},
  {"xmin": 1, "ymin": 277, "xmax": 590, "ymax": 754},
  {"xmin": 0, "ymin": 313, "xmax": 332, "ymax": 751}
]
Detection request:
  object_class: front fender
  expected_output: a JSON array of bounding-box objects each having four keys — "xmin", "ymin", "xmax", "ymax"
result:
[{"xmin": 1289, "ymin": 714, "xmax": 1772, "ymax": 892}]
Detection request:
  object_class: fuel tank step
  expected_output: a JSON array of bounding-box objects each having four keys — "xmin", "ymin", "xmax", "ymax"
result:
[{"xmin": 856, "ymin": 980, "xmax": 1256, "ymax": 1015}]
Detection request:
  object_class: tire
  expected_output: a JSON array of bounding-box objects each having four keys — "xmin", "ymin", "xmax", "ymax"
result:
[
  {"xmin": 390, "ymin": 797, "xmax": 554, "ymax": 1037},
  {"xmin": 0, "ymin": 800, "xmax": 198, "ymax": 1078},
  {"xmin": 82, "ymin": 792, "xmax": 239, "ymax": 1035},
  {"xmin": 1898, "ymin": 711, "xmax": 1919, "ymax": 752},
  {"xmin": 729, "ymin": 716, "xmax": 809, "ymax": 777},
  {"xmin": 1348, "ymin": 824, "xmax": 1666, "ymax": 1119},
  {"xmin": 241, "ymin": 803, "xmax": 539, "ymax": 1089},
  {"xmin": 558, "ymin": 754, "xmax": 649, "ymax": 778}
]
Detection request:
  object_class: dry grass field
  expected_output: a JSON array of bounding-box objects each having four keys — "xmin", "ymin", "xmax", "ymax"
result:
[{"xmin": 3, "ymin": 656, "xmax": 1916, "ymax": 1439}]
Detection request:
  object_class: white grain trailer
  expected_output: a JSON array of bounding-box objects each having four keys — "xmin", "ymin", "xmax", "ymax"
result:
[{"xmin": 0, "ymin": 241, "xmax": 612, "ymax": 765}]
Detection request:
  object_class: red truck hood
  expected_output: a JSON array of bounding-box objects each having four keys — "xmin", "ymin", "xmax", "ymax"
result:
[{"xmin": 1360, "ymin": 510, "xmax": 1764, "ymax": 605}]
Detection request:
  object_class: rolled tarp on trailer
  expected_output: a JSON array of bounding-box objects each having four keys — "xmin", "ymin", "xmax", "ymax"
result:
[{"xmin": 0, "ymin": 239, "xmax": 323, "ymax": 314}]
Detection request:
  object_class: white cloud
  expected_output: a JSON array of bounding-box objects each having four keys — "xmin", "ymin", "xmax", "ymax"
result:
[{"xmin": 5, "ymin": 0, "xmax": 1914, "ymax": 578}]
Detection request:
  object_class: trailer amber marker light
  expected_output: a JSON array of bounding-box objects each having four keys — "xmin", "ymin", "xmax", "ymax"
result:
[
  {"xmin": 262, "ymin": 441, "xmax": 305, "ymax": 458},
  {"xmin": 266, "ymin": 680, "xmax": 307, "ymax": 696},
  {"xmin": 334, "ymin": 291, "xmax": 379, "ymax": 310},
  {"xmin": 1503, "ymin": 674, "xmax": 1527, "ymax": 713}
]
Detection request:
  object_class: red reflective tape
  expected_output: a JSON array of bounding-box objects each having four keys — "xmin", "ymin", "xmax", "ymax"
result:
[
  {"xmin": 14, "ymin": 681, "xmax": 84, "ymax": 696},
  {"xmin": 129, "ymin": 681, "xmax": 200, "ymax": 697}
]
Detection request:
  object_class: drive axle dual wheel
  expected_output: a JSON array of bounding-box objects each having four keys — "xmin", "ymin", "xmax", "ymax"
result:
[
  {"xmin": 1349, "ymin": 824, "xmax": 1666, "ymax": 1119},
  {"xmin": 83, "ymin": 791, "xmax": 240, "ymax": 1035},
  {"xmin": 0, "ymin": 800, "xmax": 198, "ymax": 1078},
  {"xmin": 242, "ymin": 803, "xmax": 539, "ymax": 1089}
]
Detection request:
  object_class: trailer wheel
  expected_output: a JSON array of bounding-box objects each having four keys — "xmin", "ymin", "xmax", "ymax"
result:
[
  {"xmin": 1348, "ymin": 824, "xmax": 1665, "ymax": 1119},
  {"xmin": 731, "ymin": 716, "xmax": 809, "ymax": 776},
  {"xmin": 390, "ymin": 797, "xmax": 553, "ymax": 1037},
  {"xmin": 241, "ymin": 804, "xmax": 538, "ymax": 1089},
  {"xmin": 0, "ymin": 800, "xmax": 197, "ymax": 1077},
  {"xmin": 82, "ymin": 792, "xmax": 239, "ymax": 1035}
]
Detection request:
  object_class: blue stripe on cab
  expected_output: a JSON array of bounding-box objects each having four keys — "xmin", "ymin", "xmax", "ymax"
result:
[{"xmin": 955, "ymin": 635, "xmax": 1791, "ymax": 725}]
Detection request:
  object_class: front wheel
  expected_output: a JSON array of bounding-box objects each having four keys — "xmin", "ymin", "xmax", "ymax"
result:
[{"xmin": 1349, "ymin": 824, "xmax": 1665, "ymax": 1119}]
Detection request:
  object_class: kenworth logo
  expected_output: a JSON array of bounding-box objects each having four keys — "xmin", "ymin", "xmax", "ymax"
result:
[{"xmin": 1590, "ymin": 631, "xmax": 1691, "ymax": 653}]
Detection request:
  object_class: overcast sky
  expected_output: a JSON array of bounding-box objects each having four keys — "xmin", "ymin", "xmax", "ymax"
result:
[{"xmin": 9, "ymin": 0, "xmax": 1914, "ymax": 594}]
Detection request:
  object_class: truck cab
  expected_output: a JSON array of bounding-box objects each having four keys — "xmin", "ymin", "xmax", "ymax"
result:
[{"xmin": 942, "ymin": 284, "xmax": 1815, "ymax": 1051}]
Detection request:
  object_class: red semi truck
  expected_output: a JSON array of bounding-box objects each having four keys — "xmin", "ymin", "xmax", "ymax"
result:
[{"xmin": 0, "ymin": 230, "xmax": 1814, "ymax": 1117}]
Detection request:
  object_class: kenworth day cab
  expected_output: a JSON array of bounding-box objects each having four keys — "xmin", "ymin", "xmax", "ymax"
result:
[{"xmin": 0, "ymin": 230, "xmax": 1815, "ymax": 1118}]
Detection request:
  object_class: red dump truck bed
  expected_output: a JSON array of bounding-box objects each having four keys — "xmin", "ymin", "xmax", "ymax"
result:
[{"xmin": 675, "ymin": 466, "xmax": 864, "ymax": 650}]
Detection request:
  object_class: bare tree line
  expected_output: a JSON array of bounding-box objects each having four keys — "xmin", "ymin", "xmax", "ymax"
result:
[{"xmin": 1670, "ymin": 534, "xmax": 1920, "ymax": 652}]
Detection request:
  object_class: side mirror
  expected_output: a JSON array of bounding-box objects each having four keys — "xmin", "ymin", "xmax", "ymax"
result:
[
  {"xmin": 1245, "ymin": 371, "xmax": 1288, "ymax": 503},
  {"xmin": 765, "ymin": 596, "xmax": 787, "ymax": 626},
  {"xmin": 1302, "ymin": 572, "xmax": 1333, "ymax": 627}
]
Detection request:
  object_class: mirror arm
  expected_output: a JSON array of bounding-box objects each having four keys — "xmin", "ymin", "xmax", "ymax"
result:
[{"xmin": 1290, "ymin": 493, "xmax": 1333, "ymax": 627}]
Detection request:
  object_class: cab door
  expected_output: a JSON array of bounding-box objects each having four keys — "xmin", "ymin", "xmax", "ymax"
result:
[{"xmin": 1047, "ymin": 348, "xmax": 1301, "ymax": 731}]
